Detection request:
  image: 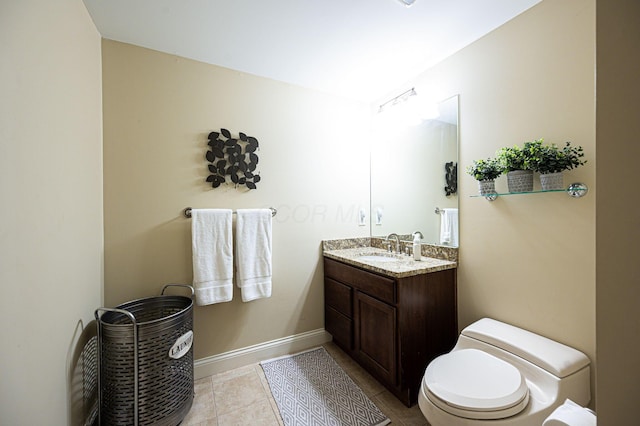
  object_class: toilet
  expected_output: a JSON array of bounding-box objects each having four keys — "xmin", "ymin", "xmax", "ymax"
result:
[{"xmin": 418, "ymin": 318, "xmax": 591, "ymax": 426}]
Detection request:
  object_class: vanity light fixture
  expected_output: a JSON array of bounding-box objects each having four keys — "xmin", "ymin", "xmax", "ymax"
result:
[
  {"xmin": 377, "ymin": 87, "xmax": 439, "ymax": 127},
  {"xmin": 378, "ymin": 88, "xmax": 417, "ymax": 114}
]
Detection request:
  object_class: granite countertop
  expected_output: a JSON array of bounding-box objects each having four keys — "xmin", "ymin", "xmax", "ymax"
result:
[{"xmin": 323, "ymin": 246, "xmax": 457, "ymax": 279}]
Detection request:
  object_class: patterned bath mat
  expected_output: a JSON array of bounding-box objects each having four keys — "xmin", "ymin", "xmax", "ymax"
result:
[{"xmin": 260, "ymin": 347, "xmax": 390, "ymax": 426}]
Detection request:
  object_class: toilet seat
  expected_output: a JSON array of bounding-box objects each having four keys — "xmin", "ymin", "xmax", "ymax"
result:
[{"xmin": 424, "ymin": 349, "xmax": 530, "ymax": 420}]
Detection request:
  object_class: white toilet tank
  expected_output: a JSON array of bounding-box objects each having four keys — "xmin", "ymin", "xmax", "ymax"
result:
[{"xmin": 459, "ymin": 318, "xmax": 590, "ymax": 380}]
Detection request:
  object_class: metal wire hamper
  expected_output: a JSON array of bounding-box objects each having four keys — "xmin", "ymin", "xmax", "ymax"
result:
[{"xmin": 95, "ymin": 284, "xmax": 194, "ymax": 426}]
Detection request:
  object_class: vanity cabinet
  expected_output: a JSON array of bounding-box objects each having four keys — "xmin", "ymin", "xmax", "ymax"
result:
[{"xmin": 323, "ymin": 257, "xmax": 457, "ymax": 407}]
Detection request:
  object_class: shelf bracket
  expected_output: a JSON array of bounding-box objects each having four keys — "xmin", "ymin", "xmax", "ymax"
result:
[{"xmin": 567, "ymin": 182, "xmax": 588, "ymax": 198}]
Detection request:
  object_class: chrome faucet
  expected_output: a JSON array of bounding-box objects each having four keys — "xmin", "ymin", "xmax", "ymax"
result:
[{"xmin": 386, "ymin": 233, "xmax": 400, "ymax": 253}]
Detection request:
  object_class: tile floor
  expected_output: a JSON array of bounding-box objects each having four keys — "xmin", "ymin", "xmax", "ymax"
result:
[{"xmin": 181, "ymin": 341, "xmax": 430, "ymax": 426}]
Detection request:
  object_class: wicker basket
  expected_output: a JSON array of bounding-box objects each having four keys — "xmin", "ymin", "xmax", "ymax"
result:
[
  {"xmin": 540, "ymin": 171, "xmax": 564, "ymax": 191},
  {"xmin": 95, "ymin": 284, "xmax": 194, "ymax": 426},
  {"xmin": 506, "ymin": 170, "xmax": 534, "ymax": 193}
]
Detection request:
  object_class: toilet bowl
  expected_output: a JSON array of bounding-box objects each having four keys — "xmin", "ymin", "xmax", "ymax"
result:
[{"xmin": 418, "ymin": 318, "xmax": 591, "ymax": 426}]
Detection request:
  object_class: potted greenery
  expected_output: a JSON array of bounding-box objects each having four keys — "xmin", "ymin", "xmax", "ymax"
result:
[
  {"xmin": 496, "ymin": 139, "xmax": 541, "ymax": 193},
  {"xmin": 530, "ymin": 141, "xmax": 587, "ymax": 190},
  {"xmin": 466, "ymin": 158, "xmax": 502, "ymax": 196}
]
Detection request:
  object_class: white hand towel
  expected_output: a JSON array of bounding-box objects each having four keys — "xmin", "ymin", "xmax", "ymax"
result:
[
  {"xmin": 235, "ymin": 209, "xmax": 272, "ymax": 302},
  {"xmin": 191, "ymin": 209, "xmax": 233, "ymax": 305},
  {"xmin": 440, "ymin": 208, "xmax": 459, "ymax": 246}
]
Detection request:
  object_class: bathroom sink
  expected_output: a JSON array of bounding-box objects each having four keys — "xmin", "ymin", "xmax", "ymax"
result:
[{"xmin": 356, "ymin": 254, "xmax": 400, "ymax": 263}]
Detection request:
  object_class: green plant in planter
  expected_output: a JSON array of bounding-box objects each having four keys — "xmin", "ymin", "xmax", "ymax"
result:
[
  {"xmin": 466, "ymin": 158, "xmax": 503, "ymax": 181},
  {"xmin": 496, "ymin": 139, "xmax": 543, "ymax": 172},
  {"xmin": 496, "ymin": 145, "xmax": 527, "ymax": 172},
  {"xmin": 497, "ymin": 140, "xmax": 542, "ymax": 193},
  {"xmin": 522, "ymin": 138, "xmax": 544, "ymax": 166},
  {"xmin": 530, "ymin": 141, "xmax": 587, "ymax": 174}
]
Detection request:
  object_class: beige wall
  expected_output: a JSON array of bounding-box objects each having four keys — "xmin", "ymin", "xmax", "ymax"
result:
[
  {"xmin": 102, "ymin": 40, "xmax": 370, "ymax": 359},
  {"xmin": 596, "ymin": 0, "xmax": 640, "ymax": 423},
  {"xmin": 382, "ymin": 0, "xmax": 598, "ymax": 401},
  {"xmin": 3, "ymin": 0, "xmax": 637, "ymax": 422},
  {"xmin": 0, "ymin": 0, "xmax": 103, "ymax": 424},
  {"xmin": 103, "ymin": 0, "xmax": 600, "ymax": 406}
]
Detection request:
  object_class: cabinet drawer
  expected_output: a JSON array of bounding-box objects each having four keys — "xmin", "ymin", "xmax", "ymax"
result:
[
  {"xmin": 325, "ymin": 306, "xmax": 353, "ymax": 350},
  {"xmin": 324, "ymin": 258, "xmax": 396, "ymax": 304},
  {"xmin": 325, "ymin": 277, "xmax": 352, "ymax": 318}
]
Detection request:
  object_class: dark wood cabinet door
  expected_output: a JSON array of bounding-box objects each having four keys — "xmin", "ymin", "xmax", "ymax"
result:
[{"xmin": 354, "ymin": 290, "xmax": 397, "ymax": 386}]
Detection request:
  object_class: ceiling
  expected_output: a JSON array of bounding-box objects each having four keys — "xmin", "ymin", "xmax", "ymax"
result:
[{"xmin": 83, "ymin": 0, "xmax": 541, "ymax": 102}]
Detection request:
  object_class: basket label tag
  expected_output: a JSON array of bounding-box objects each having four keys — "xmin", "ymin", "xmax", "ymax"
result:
[{"xmin": 169, "ymin": 330, "xmax": 193, "ymax": 359}]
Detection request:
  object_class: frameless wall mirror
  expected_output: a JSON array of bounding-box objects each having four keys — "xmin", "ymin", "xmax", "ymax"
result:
[{"xmin": 371, "ymin": 94, "xmax": 459, "ymax": 246}]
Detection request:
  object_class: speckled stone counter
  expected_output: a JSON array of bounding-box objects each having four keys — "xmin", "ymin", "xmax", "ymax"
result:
[
  {"xmin": 322, "ymin": 237, "xmax": 458, "ymax": 262},
  {"xmin": 322, "ymin": 240, "xmax": 457, "ymax": 279}
]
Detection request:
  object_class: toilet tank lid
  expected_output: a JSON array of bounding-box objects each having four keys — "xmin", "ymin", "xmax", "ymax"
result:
[{"xmin": 461, "ymin": 318, "xmax": 590, "ymax": 378}]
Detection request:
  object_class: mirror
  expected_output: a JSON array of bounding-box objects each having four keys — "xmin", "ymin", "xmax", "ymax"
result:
[{"xmin": 370, "ymin": 95, "xmax": 459, "ymax": 246}]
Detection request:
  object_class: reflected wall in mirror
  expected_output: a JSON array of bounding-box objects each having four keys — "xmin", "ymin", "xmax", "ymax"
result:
[{"xmin": 371, "ymin": 95, "xmax": 459, "ymax": 247}]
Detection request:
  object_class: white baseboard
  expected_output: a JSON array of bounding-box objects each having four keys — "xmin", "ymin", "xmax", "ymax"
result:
[{"xmin": 194, "ymin": 328, "xmax": 332, "ymax": 379}]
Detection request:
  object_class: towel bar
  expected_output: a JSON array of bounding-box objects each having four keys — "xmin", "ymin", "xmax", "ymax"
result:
[{"xmin": 183, "ymin": 207, "xmax": 277, "ymax": 218}]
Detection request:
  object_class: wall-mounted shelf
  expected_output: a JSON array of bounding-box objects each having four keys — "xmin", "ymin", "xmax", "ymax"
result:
[{"xmin": 471, "ymin": 182, "xmax": 588, "ymax": 201}]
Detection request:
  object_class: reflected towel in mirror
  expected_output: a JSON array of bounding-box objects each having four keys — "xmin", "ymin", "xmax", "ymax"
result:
[{"xmin": 440, "ymin": 208, "xmax": 458, "ymax": 246}]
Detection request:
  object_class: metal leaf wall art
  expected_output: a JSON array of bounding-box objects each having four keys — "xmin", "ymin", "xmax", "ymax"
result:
[
  {"xmin": 444, "ymin": 161, "xmax": 458, "ymax": 196},
  {"xmin": 206, "ymin": 128, "xmax": 260, "ymax": 189}
]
